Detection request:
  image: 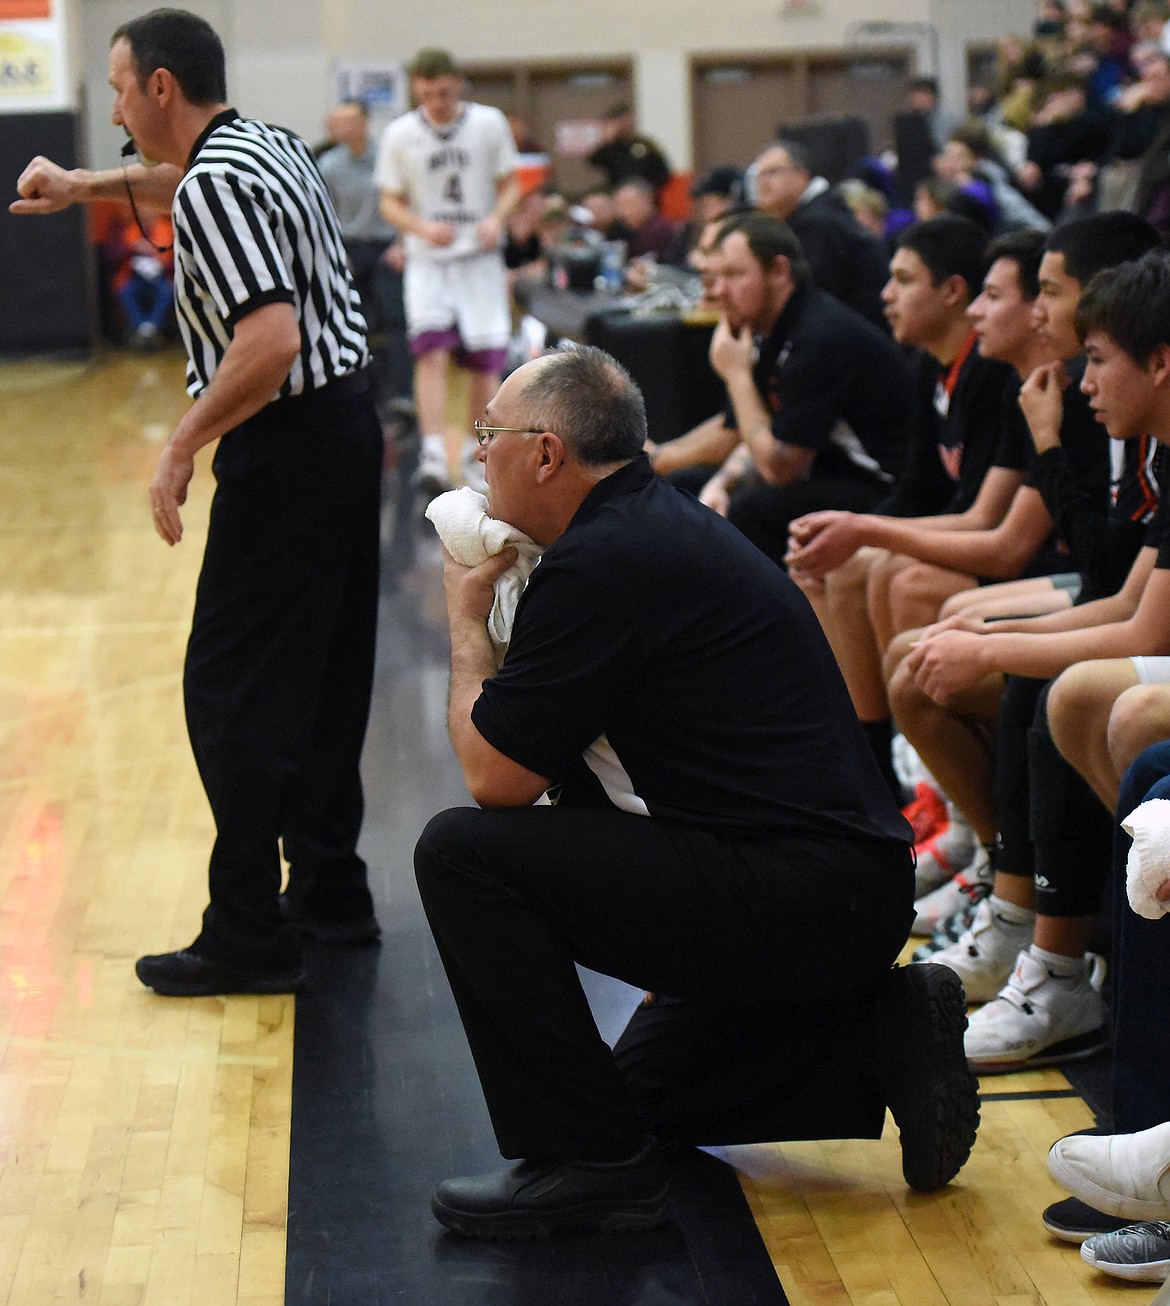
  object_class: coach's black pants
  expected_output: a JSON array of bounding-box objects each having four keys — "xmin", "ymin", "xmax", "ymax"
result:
[
  {"xmin": 184, "ymin": 378, "xmax": 383, "ymax": 967},
  {"xmin": 415, "ymin": 804, "xmax": 914, "ymax": 1160}
]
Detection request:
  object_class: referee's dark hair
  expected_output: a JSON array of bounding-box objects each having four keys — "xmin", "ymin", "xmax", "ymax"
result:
[
  {"xmin": 896, "ymin": 214, "xmax": 988, "ymax": 301},
  {"xmin": 520, "ymin": 345, "xmax": 647, "ymax": 465},
  {"xmin": 112, "ymin": 8, "xmax": 226, "ymax": 106},
  {"xmin": 713, "ymin": 211, "xmax": 813, "ymax": 289}
]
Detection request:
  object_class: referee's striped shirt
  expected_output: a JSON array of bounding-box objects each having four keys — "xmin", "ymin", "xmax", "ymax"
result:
[{"xmin": 172, "ymin": 109, "xmax": 369, "ymax": 399}]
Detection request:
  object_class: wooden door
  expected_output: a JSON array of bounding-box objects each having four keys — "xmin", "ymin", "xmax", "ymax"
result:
[
  {"xmin": 692, "ymin": 61, "xmax": 807, "ymax": 172},
  {"xmin": 806, "ymin": 53, "xmax": 910, "ymax": 153}
]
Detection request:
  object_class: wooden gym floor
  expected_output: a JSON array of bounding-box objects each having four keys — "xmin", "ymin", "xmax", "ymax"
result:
[{"xmin": 0, "ymin": 348, "xmax": 1153, "ymax": 1304}]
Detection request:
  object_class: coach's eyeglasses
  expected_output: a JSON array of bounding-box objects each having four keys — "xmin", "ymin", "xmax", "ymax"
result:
[{"xmin": 473, "ymin": 419, "xmax": 545, "ymax": 447}]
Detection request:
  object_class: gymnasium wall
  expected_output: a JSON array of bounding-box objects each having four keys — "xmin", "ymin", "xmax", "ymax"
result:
[
  {"xmin": 5, "ymin": 0, "xmax": 1035, "ymax": 356},
  {"xmin": 77, "ymin": 0, "xmax": 1036, "ymax": 173}
]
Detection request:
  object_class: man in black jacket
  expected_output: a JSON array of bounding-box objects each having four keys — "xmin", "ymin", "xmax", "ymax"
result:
[{"xmin": 752, "ymin": 138, "xmax": 889, "ymax": 327}]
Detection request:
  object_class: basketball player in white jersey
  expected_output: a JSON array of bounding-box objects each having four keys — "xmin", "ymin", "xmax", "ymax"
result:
[{"xmin": 377, "ymin": 49, "xmax": 519, "ymax": 495}]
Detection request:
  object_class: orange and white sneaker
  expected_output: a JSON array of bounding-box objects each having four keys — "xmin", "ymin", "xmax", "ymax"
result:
[
  {"xmin": 913, "ymin": 807, "xmax": 978, "ymax": 899},
  {"xmin": 902, "ymin": 781, "xmax": 948, "ymax": 846},
  {"xmin": 912, "ymin": 845, "xmax": 993, "ymax": 937}
]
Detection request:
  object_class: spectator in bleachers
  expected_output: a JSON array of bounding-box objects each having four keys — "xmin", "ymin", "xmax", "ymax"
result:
[
  {"xmin": 1020, "ymin": 72, "xmax": 1115, "ymax": 217},
  {"xmin": 993, "ymin": 40, "xmax": 1049, "ymax": 133},
  {"xmin": 1078, "ymin": 3, "xmax": 1135, "ymax": 107},
  {"xmin": 1132, "ymin": 1, "xmax": 1170, "ymax": 44},
  {"xmin": 1035, "ymin": 0, "xmax": 1069, "ymax": 41},
  {"xmin": 105, "ymin": 212, "xmax": 174, "ymax": 349},
  {"xmin": 503, "ymin": 188, "xmax": 551, "ymax": 286},
  {"xmin": 587, "ymin": 101, "xmax": 671, "ymax": 192},
  {"xmin": 914, "ymin": 175, "xmax": 999, "ymax": 232},
  {"xmin": 1050, "ymin": 46, "xmax": 1156, "ymax": 211},
  {"xmin": 936, "ymin": 121, "xmax": 1053, "ymax": 231},
  {"xmin": 903, "ymin": 76, "xmax": 962, "ymax": 153},
  {"xmin": 610, "ymin": 177, "xmax": 680, "ymax": 262},
  {"xmin": 579, "ymin": 188, "xmax": 619, "ymax": 238},
  {"xmin": 690, "ymin": 166, "xmax": 744, "ymax": 228},
  {"xmin": 839, "ymin": 179, "xmax": 891, "ymax": 243}
]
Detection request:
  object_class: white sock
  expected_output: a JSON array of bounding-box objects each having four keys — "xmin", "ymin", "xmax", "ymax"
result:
[{"xmin": 1028, "ymin": 943, "xmax": 1084, "ymax": 979}]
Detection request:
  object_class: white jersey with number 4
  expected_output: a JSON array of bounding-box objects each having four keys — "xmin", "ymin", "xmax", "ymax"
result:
[{"xmin": 376, "ymin": 102, "xmax": 517, "ymax": 263}]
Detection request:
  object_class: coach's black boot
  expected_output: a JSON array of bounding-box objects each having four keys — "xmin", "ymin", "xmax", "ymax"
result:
[
  {"xmin": 431, "ymin": 1139, "xmax": 671, "ymax": 1239},
  {"xmin": 874, "ymin": 962, "xmax": 980, "ymax": 1191}
]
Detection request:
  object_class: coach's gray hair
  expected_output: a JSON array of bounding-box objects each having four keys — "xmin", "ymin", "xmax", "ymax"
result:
[{"xmin": 518, "ymin": 344, "xmax": 647, "ymax": 465}]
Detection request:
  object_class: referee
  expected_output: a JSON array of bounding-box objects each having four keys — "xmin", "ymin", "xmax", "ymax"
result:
[{"xmin": 12, "ymin": 8, "xmax": 384, "ymax": 995}]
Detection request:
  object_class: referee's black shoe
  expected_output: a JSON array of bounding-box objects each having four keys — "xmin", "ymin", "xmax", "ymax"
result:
[
  {"xmin": 875, "ymin": 961, "xmax": 981, "ymax": 1191},
  {"xmin": 135, "ymin": 947, "xmax": 306, "ymax": 997},
  {"xmin": 277, "ymin": 893, "xmax": 382, "ymax": 946},
  {"xmin": 431, "ymin": 1140, "xmax": 671, "ymax": 1240}
]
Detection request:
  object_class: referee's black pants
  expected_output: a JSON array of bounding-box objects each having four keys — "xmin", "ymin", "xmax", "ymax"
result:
[
  {"xmin": 184, "ymin": 379, "xmax": 384, "ymax": 967},
  {"xmin": 414, "ymin": 804, "xmax": 914, "ymax": 1161}
]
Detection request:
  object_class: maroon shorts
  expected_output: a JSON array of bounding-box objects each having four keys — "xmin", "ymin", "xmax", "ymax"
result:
[{"xmin": 410, "ymin": 329, "xmax": 506, "ymax": 374}]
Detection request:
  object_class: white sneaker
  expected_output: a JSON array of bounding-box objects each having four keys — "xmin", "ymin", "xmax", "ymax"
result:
[
  {"xmin": 912, "ymin": 845, "xmax": 993, "ymax": 936},
  {"xmin": 965, "ymin": 948, "xmax": 1107, "ymax": 1074},
  {"xmin": 917, "ymin": 896, "xmax": 1034, "ymax": 1003},
  {"xmin": 1049, "ymin": 1122, "xmax": 1170, "ymax": 1223},
  {"xmin": 914, "ymin": 808, "xmax": 978, "ymax": 898},
  {"xmin": 414, "ymin": 434, "xmax": 453, "ymax": 499},
  {"xmin": 1082, "ymin": 1222, "xmax": 1170, "ymax": 1283}
]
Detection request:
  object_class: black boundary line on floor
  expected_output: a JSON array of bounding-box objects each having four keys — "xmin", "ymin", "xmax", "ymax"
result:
[
  {"xmin": 285, "ymin": 583, "xmax": 791, "ymax": 1306},
  {"xmin": 286, "ymin": 946, "xmax": 794, "ymax": 1306},
  {"xmin": 978, "ymin": 1088, "xmax": 1084, "ymax": 1103}
]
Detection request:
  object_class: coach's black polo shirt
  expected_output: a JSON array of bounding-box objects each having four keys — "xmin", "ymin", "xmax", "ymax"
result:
[
  {"xmin": 726, "ymin": 284, "xmax": 915, "ymax": 484},
  {"xmin": 472, "ymin": 456, "xmax": 911, "ymax": 847}
]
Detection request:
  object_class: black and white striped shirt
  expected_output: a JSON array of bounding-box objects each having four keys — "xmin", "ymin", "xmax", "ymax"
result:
[{"xmin": 172, "ymin": 110, "xmax": 369, "ymax": 399}]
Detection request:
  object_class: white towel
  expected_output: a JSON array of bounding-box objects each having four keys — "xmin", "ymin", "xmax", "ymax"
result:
[
  {"xmin": 1122, "ymin": 797, "xmax": 1170, "ymax": 920},
  {"xmin": 424, "ymin": 487, "xmax": 542, "ymax": 660}
]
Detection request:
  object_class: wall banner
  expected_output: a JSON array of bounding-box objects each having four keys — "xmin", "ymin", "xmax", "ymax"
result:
[{"xmin": 0, "ymin": 0, "xmax": 69, "ymax": 111}]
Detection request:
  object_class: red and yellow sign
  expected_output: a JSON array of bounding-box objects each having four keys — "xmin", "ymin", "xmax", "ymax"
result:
[
  {"xmin": 0, "ymin": 29, "xmax": 53, "ymax": 99},
  {"xmin": 0, "ymin": 1, "xmax": 52, "ymax": 18}
]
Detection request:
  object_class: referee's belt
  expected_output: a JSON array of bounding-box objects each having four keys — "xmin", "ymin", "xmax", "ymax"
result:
[{"xmin": 285, "ymin": 368, "xmax": 370, "ymax": 406}]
